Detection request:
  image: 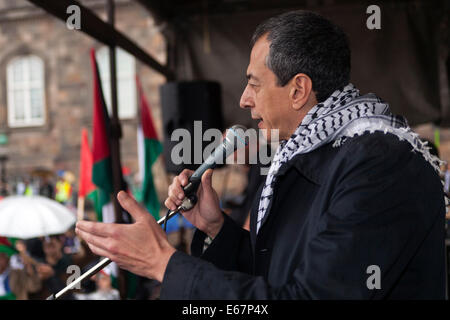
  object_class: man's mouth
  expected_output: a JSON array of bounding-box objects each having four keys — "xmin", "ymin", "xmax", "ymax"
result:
[
  {"xmin": 257, "ymin": 120, "xmax": 264, "ymax": 128},
  {"xmin": 254, "ymin": 118, "xmax": 263, "ymax": 128},
  {"xmin": 251, "ymin": 115, "xmax": 263, "ymax": 128}
]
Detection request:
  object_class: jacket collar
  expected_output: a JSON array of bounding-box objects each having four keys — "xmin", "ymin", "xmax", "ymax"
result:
[
  {"xmin": 275, "ymin": 141, "xmax": 337, "ymax": 186},
  {"xmin": 250, "ymin": 140, "xmax": 339, "ymax": 247},
  {"xmin": 251, "ymin": 142, "xmax": 336, "ymax": 243}
]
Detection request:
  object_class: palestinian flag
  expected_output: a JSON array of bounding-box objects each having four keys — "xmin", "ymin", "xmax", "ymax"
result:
[
  {"xmin": 89, "ymin": 48, "xmax": 114, "ymax": 223},
  {"xmin": 78, "ymin": 128, "xmax": 96, "ymax": 220},
  {"xmin": 78, "ymin": 128, "xmax": 96, "ymax": 198},
  {"xmin": 78, "ymin": 128, "xmax": 110, "ymax": 222},
  {"xmin": 136, "ymin": 76, "xmax": 162, "ymax": 220},
  {"xmin": 89, "ymin": 48, "xmax": 121, "ymax": 293}
]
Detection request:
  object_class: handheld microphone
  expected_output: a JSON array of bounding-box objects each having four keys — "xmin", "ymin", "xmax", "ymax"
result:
[
  {"xmin": 161, "ymin": 124, "xmax": 247, "ymax": 233},
  {"xmin": 179, "ymin": 124, "xmax": 248, "ymax": 210}
]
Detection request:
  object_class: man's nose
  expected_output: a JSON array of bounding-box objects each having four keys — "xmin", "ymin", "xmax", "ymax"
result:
[{"xmin": 239, "ymin": 86, "xmax": 253, "ymax": 109}]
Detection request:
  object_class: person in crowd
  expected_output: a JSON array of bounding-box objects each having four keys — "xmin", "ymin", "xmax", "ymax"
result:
[
  {"xmin": 39, "ymin": 176, "xmax": 55, "ymax": 199},
  {"xmin": 62, "ymin": 227, "xmax": 81, "ymax": 255},
  {"xmin": 74, "ymin": 268, "xmax": 119, "ymax": 300},
  {"xmin": 0, "ymin": 238, "xmax": 41, "ymax": 300},
  {"xmin": 29, "ymin": 235, "xmax": 95, "ymax": 300},
  {"xmin": 55, "ymin": 175, "xmax": 72, "ymax": 204}
]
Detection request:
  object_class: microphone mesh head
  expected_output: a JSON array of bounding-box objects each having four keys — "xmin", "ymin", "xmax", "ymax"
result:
[
  {"xmin": 222, "ymin": 125, "xmax": 248, "ymax": 160},
  {"xmin": 227, "ymin": 125, "xmax": 248, "ymax": 146}
]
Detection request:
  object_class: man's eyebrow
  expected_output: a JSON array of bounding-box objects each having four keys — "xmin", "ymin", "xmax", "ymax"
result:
[{"xmin": 246, "ymin": 73, "xmax": 260, "ymax": 82}]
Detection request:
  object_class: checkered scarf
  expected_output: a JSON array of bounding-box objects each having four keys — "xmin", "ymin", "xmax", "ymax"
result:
[{"xmin": 256, "ymin": 83, "xmax": 446, "ymax": 234}]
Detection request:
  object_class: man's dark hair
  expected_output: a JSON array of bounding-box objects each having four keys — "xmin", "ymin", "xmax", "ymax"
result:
[{"xmin": 251, "ymin": 11, "xmax": 351, "ymax": 102}]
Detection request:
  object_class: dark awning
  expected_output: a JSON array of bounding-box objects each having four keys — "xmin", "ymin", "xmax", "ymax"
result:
[
  {"xmin": 28, "ymin": 0, "xmax": 174, "ymax": 80},
  {"xmin": 136, "ymin": 0, "xmax": 449, "ymax": 127},
  {"xmin": 26, "ymin": 0, "xmax": 449, "ymax": 127}
]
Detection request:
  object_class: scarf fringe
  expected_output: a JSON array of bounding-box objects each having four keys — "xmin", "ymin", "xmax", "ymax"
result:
[
  {"xmin": 338, "ymin": 118, "xmax": 445, "ymax": 172},
  {"xmin": 257, "ymin": 84, "xmax": 449, "ymax": 233},
  {"xmin": 337, "ymin": 118, "xmax": 449, "ymax": 212}
]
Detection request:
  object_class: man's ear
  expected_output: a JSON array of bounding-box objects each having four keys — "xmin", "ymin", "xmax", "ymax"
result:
[{"xmin": 289, "ymin": 74, "xmax": 313, "ymax": 111}]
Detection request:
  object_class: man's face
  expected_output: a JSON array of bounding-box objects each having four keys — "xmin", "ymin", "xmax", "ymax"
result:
[
  {"xmin": 43, "ymin": 237, "xmax": 62, "ymax": 259},
  {"xmin": 239, "ymin": 35, "xmax": 296, "ymax": 141}
]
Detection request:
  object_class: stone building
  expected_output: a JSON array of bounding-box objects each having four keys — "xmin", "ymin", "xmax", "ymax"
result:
[
  {"xmin": 0, "ymin": 0, "xmax": 249, "ymax": 223},
  {"xmin": 0, "ymin": 0, "xmax": 170, "ymax": 200}
]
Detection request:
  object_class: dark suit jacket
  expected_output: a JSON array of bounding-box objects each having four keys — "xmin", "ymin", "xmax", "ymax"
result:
[{"xmin": 160, "ymin": 132, "xmax": 446, "ymax": 299}]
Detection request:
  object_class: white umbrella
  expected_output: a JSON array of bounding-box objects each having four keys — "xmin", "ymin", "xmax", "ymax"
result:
[{"xmin": 0, "ymin": 195, "xmax": 76, "ymax": 239}]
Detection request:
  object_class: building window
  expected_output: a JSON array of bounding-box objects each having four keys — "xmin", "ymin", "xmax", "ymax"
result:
[
  {"xmin": 96, "ymin": 47, "xmax": 137, "ymax": 119},
  {"xmin": 7, "ymin": 55, "xmax": 45, "ymax": 127}
]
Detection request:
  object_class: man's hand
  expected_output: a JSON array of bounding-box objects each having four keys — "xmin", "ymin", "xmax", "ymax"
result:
[
  {"xmin": 165, "ymin": 169, "xmax": 223, "ymax": 238},
  {"xmin": 75, "ymin": 191, "xmax": 176, "ymax": 282}
]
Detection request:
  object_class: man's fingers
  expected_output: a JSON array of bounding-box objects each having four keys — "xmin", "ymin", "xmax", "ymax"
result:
[
  {"xmin": 117, "ymin": 191, "xmax": 148, "ymax": 221},
  {"xmin": 76, "ymin": 220, "xmax": 115, "ymax": 237},
  {"xmin": 75, "ymin": 228, "xmax": 110, "ymax": 253},
  {"xmin": 179, "ymin": 169, "xmax": 194, "ymax": 186},
  {"xmin": 201, "ymin": 169, "xmax": 214, "ymax": 191},
  {"xmin": 168, "ymin": 179, "xmax": 184, "ymax": 201},
  {"xmin": 165, "ymin": 170, "xmax": 194, "ymax": 211},
  {"xmin": 75, "ymin": 227, "xmax": 124, "ymax": 261},
  {"xmin": 83, "ymin": 241, "xmax": 115, "ymax": 261},
  {"xmin": 165, "ymin": 198, "xmax": 177, "ymax": 211}
]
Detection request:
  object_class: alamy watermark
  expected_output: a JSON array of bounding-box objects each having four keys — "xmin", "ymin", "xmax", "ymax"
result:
[
  {"xmin": 366, "ymin": 5, "xmax": 381, "ymax": 30},
  {"xmin": 66, "ymin": 264, "xmax": 81, "ymax": 289},
  {"xmin": 170, "ymin": 121, "xmax": 279, "ymax": 175},
  {"xmin": 66, "ymin": 5, "xmax": 81, "ymax": 30},
  {"xmin": 366, "ymin": 264, "xmax": 381, "ymax": 290}
]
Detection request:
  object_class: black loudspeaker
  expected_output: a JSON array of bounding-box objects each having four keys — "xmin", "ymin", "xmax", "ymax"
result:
[{"xmin": 160, "ymin": 81, "xmax": 224, "ymax": 174}]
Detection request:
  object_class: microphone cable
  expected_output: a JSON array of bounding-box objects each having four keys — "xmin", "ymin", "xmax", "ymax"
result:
[{"xmin": 163, "ymin": 208, "xmax": 171, "ymax": 232}]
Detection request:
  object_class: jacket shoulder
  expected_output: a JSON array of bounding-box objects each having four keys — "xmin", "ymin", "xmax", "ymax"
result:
[
  {"xmin": 289, "ymin": 131, "xmax": 440, "ymax": 189},
  {"xmin": 335, "ymin": 131, "xmax": 434, "ymax": 170},
  {"xmin": 334, "ymin": 131, "xmax": 442, "ymax": 189},
  {"xmin": 339, "ymin": 131, "xmax": 414, "ymax": 159}
]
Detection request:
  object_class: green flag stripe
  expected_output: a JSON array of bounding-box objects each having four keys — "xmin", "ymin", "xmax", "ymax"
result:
[
  {"xmin": 86, "ymin": 189, "xmax": 110, "ymax": 222},
  {"xmin": 92, "ymin": 157, "xmax": 113, "ymax": 194},
  {"xmin": 145, "ymin": 139, "xmax": 162, "ymax": 166},
  {"xmin": 142, "ymin": 138, "xmax": 162, "ymax": 219}
]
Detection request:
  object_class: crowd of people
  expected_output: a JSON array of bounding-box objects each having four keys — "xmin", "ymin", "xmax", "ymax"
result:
[
  {"xmin": 0, "ymin": 229, "xmax": 166, "ymax": 300},
  {"xmin": 1, "ymin": 171, "xmax": 76, "ymax": 206},
  {"xmin": 0, "ymin": 167, "xmax": 170, "ymax": 300}
]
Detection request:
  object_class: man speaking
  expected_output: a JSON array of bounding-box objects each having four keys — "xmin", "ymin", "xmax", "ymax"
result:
[{"xmin": 76, "ymin": 11, "xmax": 446, "ymax": 299}]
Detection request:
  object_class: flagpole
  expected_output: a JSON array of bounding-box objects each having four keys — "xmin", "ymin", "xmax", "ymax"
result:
[
  {"xmin": 77, "ymin": 196, "xmax": 85, "ymax": 221},
  {"xmin": 106, "ymin": 0, "xmax": 127, "ymax": 300},
  {"xmin": 106, "ymin": 0, "xmax": 123, "ymax": 225}
]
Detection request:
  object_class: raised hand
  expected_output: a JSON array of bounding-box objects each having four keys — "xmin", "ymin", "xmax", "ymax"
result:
[
  {"xmin": 76, "ymin": 191, "xmax": 176, "ymax": 282},
  {"xmin": 165, "ymin": 169, "xmax": 223, "ymax": 238}
]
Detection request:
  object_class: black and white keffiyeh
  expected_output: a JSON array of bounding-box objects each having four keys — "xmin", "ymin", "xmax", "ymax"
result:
[{"xmin": 256, "ymin": 83, "xmax": 446, "ymax": 234}]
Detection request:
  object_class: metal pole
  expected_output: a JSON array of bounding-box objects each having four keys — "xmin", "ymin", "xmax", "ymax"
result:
[
  {"xmin": 106, "ymin": 0, "xmax": 123, "ymax": 224},
  {"xmin": 28, "ymin": 0, "xmax": 174, "ymax": 79},
  {"xmin": 46, "ymin": 209, "xmax": 181, "ymax": 300},
  {"xmin": 106, "ymin": 0, "xmax": 127, "ymax": 300}
]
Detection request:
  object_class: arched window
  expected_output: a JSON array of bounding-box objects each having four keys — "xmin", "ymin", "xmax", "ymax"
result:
[
  {"xmin": 7, "ymin": 55, "xmax": 45, "ymax": 127},
  {"xmin": 96, "ymin": 47, "xmax": 136, "ymax": 119}
]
